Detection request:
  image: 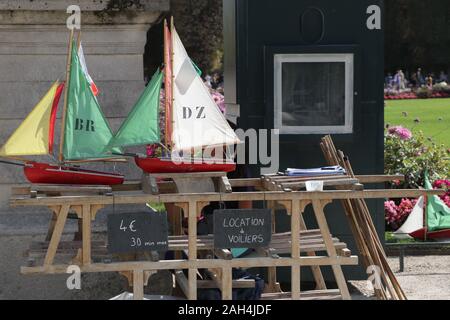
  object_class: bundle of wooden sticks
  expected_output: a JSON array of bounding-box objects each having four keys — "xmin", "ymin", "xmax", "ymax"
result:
[{"xmin": 320, "ymin": 135, "xmax": 407, "ymax": 300}]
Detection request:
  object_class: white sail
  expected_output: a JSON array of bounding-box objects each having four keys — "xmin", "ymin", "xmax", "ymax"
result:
[
  {"xmin": 171, "ymin": 27, "xmax": 240, "ymax": 154},
  {"xmin": 393, "ymin": 196, "xmax": 424, "ymax": 239}
]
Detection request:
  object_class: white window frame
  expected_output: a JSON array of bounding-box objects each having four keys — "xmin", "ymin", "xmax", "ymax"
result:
[{"xmin": 274, "ymin": 53, "xmax": 354, "ymax": 134}]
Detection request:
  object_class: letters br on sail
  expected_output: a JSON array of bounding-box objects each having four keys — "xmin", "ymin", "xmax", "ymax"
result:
[
  {"xmin": 213, "ymin": 209, "xmax": 272, "ymax": 249},
  {"xmin": 107, "ymin": 211, "xmax": 169, "ymax": 254}
]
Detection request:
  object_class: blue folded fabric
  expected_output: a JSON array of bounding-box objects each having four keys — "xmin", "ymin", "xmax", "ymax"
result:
[{"xmin": 285, "ymin": 166, "xmax": 346, "ymax": 177}]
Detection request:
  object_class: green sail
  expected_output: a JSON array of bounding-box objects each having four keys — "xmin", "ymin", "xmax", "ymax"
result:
[
  {"xmin": 63, "ymin": 40, "xmax": 120, "ymax": 160},
  {"xmin": 107, "ymin": 69, "xmax": 163, "ymax": 149},
  {"xmin": 425, "ymin": 172, "xmax": 450, "ymax": 232}
]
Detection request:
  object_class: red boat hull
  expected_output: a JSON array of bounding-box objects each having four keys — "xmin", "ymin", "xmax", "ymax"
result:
[
  {"xmin": 23, "ymin": 162, "xmax": 124, "ymax": 185},
  {"xmin": 135, "ymin": 157, "xmax": 236, "ymax": 174},
  {"xmin": 409, "ymin": 228, "xmax": 450, "ymax": 241}
]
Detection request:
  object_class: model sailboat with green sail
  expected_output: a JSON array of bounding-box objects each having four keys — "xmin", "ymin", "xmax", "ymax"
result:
[
  {"xmin": 0, "ymin": 30, "xmax": 124, "ymax": 185},
  {"xmin": 108, "ymin": 19, "xmax": 240, "ymax": 173}
]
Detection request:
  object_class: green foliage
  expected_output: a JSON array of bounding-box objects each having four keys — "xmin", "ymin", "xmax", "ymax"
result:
[
  {"xmin": 171, "ymin": 0, "xmax": 224, "ymax": 74},
  {"xmin": 385, "ymin": 130, "xmax": 450, "ymax": 188},
  {"xmin": 385, "ymin": 232, "xmax": 416, "ymax": 244},
  {"xmin": 385, "ymin": 0, "xmax": 450, "ymax": 72}
]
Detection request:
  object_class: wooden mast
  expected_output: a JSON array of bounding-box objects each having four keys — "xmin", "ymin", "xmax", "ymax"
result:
[
  {"xmin": 170, "ymin": 16, "xmax": 175, "ymax": 155},
  {"xmin": 76, "ymin": 31, "xmax": 82, "ymax": 50},
  {"xmin": 163, "ymin": 19, "xmax": 171, "ymax": 151},
  {"xmin": 58, "ymin": 28, "xmax": 75, "ymax": 164}
]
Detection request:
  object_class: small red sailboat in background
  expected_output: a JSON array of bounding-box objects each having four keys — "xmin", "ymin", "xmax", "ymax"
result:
[
  {"xmin": 107, "ymin": 19, "xmax": 240, "ymax": 174},
  {"xmin": 0, "ymin": 30, "xmax": 124, "ymax": 185},
  {"xmin": 393, "ymin": 175, "xmax": 450, "ymax": 241}
]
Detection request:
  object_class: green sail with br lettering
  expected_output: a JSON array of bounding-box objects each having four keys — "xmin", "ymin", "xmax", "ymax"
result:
[{"xmin": 63, "ymin": 40, "xmax": 120, "ymax": 160}]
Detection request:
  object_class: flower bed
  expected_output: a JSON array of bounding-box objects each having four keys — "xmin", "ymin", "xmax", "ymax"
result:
[
  {"xmin": 384, "ymin": 91, "xmax": 450, "ymax": 100},
  {"xmin": 385, "ymin": 198, "xmax": 418, "ymax": 231},
  {"xmin": 433, "ymin": 180, "xmax": 450, "ymax": 208},
  {"xmin": 384, "ymin": 83, "xmax": 450, "ymax": 100},
  {"xmin": 384, "ymin": 125, "xmax": 450, "ymax": 231}
]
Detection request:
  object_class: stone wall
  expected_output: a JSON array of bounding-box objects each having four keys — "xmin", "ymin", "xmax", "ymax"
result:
[
  {"xmin": 0, "ymin": 0, "xmax": 168, "ymax": 214},
  {"xmin": 0, "ymin": 0, "xmax": 169, "ymax": 299}
]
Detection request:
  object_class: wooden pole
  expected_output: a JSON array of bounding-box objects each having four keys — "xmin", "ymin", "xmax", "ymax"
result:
[
  {"xmin": 320, "ymin": 135, "xmax": 407, "ymax": 300},
  {"xmin": 164, "ymin": 19, "xmax": 171, "ymax": 151},
  {"xmin": 58, "ymin": 29, "xmax": 75, "ymax": 164},
  {"xmin": 76, "ymin": 31, "xmax": 82, "ymax": 50},
  {"xmin": 170, "ymin": 16, "xmax": 175, "ymax": 155}
]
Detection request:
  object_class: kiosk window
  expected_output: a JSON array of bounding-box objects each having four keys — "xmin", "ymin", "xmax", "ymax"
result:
[{"xmin": 274, "ymin": 54, "xmax": 354, "ymax": 134}]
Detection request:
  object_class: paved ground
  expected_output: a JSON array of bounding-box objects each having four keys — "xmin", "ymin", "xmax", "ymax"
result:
[
  {"xmin": 350, "ymin": 255, "xmax": 450, "ymax": 300},
  {"xmin": 0, "ymin": 233, "xmax": 127, "ymax": 300}
]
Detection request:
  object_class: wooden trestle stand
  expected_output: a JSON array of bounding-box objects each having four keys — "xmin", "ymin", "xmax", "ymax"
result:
[{"xmin": 11, "ymin": 173, "xmax": 442, "ymax": 300}]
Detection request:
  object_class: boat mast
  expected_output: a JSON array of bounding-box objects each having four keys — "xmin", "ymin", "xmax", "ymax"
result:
[
  {"xmin": 58, "ymin": 28, "xmax": 75, "ymax": 164},
  {"xmin": 164, "ymin": 19, "xmax": 170, "ymax": 151},
  {"xmin": 76, "ymin": 31, "xmax": 82, "ymax": 51},
  {"xmin": 170, "ymin": 16, "xmax": 175, "ymax": 155}
]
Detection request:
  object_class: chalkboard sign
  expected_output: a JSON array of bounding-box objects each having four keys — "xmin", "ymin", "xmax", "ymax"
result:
[
  {"xmin": 107, "ymin": 211, "xmax": 169, "ymax": 254},
  {"xmin": 213, "ymin": 209, "xmax": 272, "ymax": 249}
]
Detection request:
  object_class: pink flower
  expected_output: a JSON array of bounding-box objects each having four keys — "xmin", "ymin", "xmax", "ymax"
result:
[
  {"xmin": 146, "ymin": 144, "xmax": 157, "ymax": 157},
  {"xmin": 433, "ymin": 179, "xmax": 450, "ymax": 208},
  {"xmin": 211, "ymin": 91, "xmax": 226, "ymax": 114},
  {"xmin": 385, "ymin": 198, "xmax": 419, "ymax": 230},
  {"xmin": 388, "ymin": 126, "xmax": 412, "ymax": 140}
]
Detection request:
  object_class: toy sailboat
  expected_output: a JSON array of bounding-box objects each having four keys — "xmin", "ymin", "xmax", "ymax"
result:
[
  {"xmin": 108, "ymin": 19, "xmax": 240, "ymax": 174},
  {"xmin": 393, "ymin": 174, "xmax": 450, "ymax": 241},
  {"xmin": 0, "ymin": 30, "xmax": 124, "ymax": 185}
]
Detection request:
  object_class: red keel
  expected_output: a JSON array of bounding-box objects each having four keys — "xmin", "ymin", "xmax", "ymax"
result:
[
  {"xmin": 409, "ymin": 227, "xmax": 450, "ymax": 241},
  {"xmin": 134, "ymin": 157, "xmax": 236, "ymax": 174},
  {"xmin": 23, "ymin": 162, "xmax": 124, "ymax": 185}
]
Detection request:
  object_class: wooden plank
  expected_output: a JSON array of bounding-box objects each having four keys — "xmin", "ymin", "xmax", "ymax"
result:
[
  {"xmin": 150, "ymin": 171, "xmax": 226, "ymax": 179},
  {"xmin": 31, "ymin": 184, "xmax": 112, "ymax": 194},
  {"xmin": 11, "ymin": 185, "xmax": 31, "ymax": 196},
  {"xmin": 338, "ymin": 248, "xmax": 352, "ymax": 257},
  {"xmin": 299, "ymin": 213, "xmax": 326, "ymax": 291},
  {"xmin": 280, "ymin": 178, "xmax": 359, "ymax": 190},
  {"xmin": 21, "ymin": 256, "xmax": 359, "ymax": 274},
  {"xmin": 271, "ymin": 243, "xmax": 348, "ymax": 254},
  {"xmin": 45, "ymin": 208, "xmax": 59, "ymax": 241},
  {"xmin": 3, "ymin": 174, "xmax": 411, "ymax": 198},
  {"xmin": 43, "ymin": 205, "xmax": 70, "ymax": 266},
  {"xmin": 261, "ymin": 289, "xmax": 342, "ymax": 300},
  {"xmin": 82, "ymin": 204, "xmax": 91, "ymax": 265},
  {"xmin": 229, "ymin": 178, "xmax": 262, "ymax": 188},
  {"xmin": 198, "ymin": 279, "xmax": 255, "ymax": 289},
  {"xmin": 311, "ymin": 199, "xmax": 351, "ymax": 300},
  {"xmin": 356, "ymin": 175, "xmax": 404, "ymax": 183},
  {"xmin": 291, "ymin": 200, "xmax": 301, "ymax": 300},
  {"xmin": 133, "ymin": 270, "xmax": 144, "ymax": 300},
  {"xmin": 30, "ymin": 240, "xmax": 106, "ymax": 250},
  {"xmin": 221, "ymin": 267, "xmax": 233, "ymax": 300},
  {"xmin": 265, "ymin": 174, "xmax": 347, "ymax": 182},
  {"xmin": 188, "ymin": 201, "xmax": 197, "ymax": 300},
  {"xmin": 111, "ymin": 180, "xmax": 176, "ymax": 194},
  {"xmin": 111, "ymin": 182, "xmax": 141, "ymax": 192},
  {"xmin": 10, "ymin": 189, "xmax": 445, "ymax": 207}
]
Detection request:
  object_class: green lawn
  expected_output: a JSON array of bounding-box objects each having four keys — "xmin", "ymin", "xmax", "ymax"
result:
[{"xmin": 385, "ymin": 98, "xmax": 450, "ymax": 147}]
